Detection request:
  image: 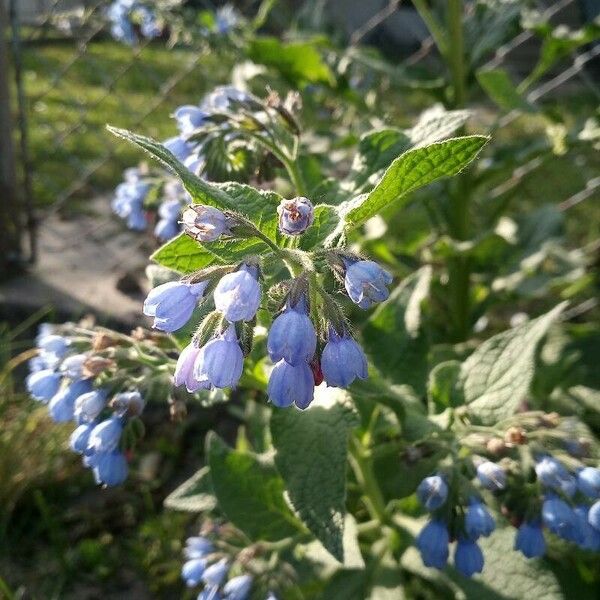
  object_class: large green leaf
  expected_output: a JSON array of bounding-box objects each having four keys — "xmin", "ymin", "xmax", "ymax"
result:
[
  {"xmin": 163, "ymin": 466, "xmax": 217, "ymax": 513},
  {"xmin": 206, "ymin": 433, "xmax": 301, "ymax": 541},
  {"xmin": 248, "ymin": 37, "xmax": 334, "ymax": 85},
  {"xmin": 270, "ymin": 387, "xmax": 358, "ymax": 562},
  {"xmin": 461, "ymin": 303, "xmax": 566, "ymax": 425},
  {"xmin": 343, "ymin": 136, "xmax": 489, "ymax": 229},
  {"xmin": 453, "ymin": 527, "xmax": 564, "ymax": 599},
  {"xmin": 363, "ymin": 267, "xmax": 432, "ymax": 395},
  {"xmin": 299, "ymin": 205, "xmax": 340, "ymax": 250},
  {"xmin": 351, "ymin": 108, "xmax": 472, "ymax": 190}
]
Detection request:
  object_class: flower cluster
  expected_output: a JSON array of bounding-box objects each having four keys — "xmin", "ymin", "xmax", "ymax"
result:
[
  {"xmin": 141, "ymin": 196, "xmax": 393, "ymax": 410},
  {"xmin": 112, "ymin": 169, "xmax": 191, "ymax": 241},
  {"xmin": 415, "ymin": 457, "xmax": 600, "ymax": 578},
  {"xmin": 26, "ymin": 324, "xmax": 146, "ymax": 486},
  {"xmin": 107, "ymin": 0, "xmax": 161, "ymax": 45}
]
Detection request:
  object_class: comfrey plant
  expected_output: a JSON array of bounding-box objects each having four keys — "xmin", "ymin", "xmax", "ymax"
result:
[
  {"xmin": 111, "ymin": 86, "xmax": 293, "ymax": 240},
  {"xmin": 106, "ymin": 0, "xmax": 162, "ymax": 45},
  {"xmin": 25, "ymin": 78, "xmax": 600, "ymax": 596}
]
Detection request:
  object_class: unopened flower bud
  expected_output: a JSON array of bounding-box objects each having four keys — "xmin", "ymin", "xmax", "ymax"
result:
[
  {"xmin": 486, "ymin": 438, "xmax": 507, "ymax": 456},
  {"xmin": 83, "ymin": 356, "xmax": 115, "ymax": 378},
  {"xmin": 182, "ymin": 205, "xmax": 230, "ymax": 242},
  {"xmin": 93, "ymin": 332, "xmax": 118, "ymax": 351},
  {"xmin": 277, "ymin": 197, "xmax": 314, "ymax": 235},
  {"xmin": 505, "ymin": 426, "xmax": 527, "ymax": 446},
  {"xmin": 540, "ymin": 412, "xmax": 560, "ymax": 428}
]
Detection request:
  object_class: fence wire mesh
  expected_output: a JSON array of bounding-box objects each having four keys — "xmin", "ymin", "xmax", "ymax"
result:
[{"xmin": 3, "ymin": 0, "xmax": 599, "ymax": 271}]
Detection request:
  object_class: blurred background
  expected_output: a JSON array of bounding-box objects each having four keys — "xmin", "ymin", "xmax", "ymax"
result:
[{"xmin": 0, "ymin": 0, "xmax": 599, "ymax": 597}]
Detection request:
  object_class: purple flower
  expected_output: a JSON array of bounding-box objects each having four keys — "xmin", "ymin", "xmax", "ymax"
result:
[
  {"xmin": 69, "ymin": 422, "xmax": 96, "ymax": 454},
  {"xmin": 154, "ymin": 218, "xmax": 180, "ymax": 241},
  {"xmin": 194, "ymin": 326, "xmax": 244, "ymax": 389},
  {"xmin": 542, "ymin": 495, "xmax": 579, "ymax": 541},
  {"xmin": 92, "ymin": 450, "xmax": 128, "ymax": 487},
  {"xmin": 223, "ymin": 575, "xmax": 252, "ymax": 600},
  {"xmin": 465, "ymin": 499, "xmax": 495, "ymax": 539},
  {"xmin": 214, "ymin": 266, "xmax": 261, "ymax": 322},
  {"xmin": 174, "ymin": 343, "xmax": 210, "ymax": 393},
  {"xmin": 48, "ymin": 378, "xmax": 93, "ymax": 422},
  {"xmin": 577, "ymin": 467, "xmax": 600, "ymax": 499},
  {"xmin": 514, "ymin": 520, "xmax": 546, "ymax": 558},
  {"xmin": 202, "ymin": 558, "xmax": 229, "ymax": 586},
  {"xmin": 174, "ymin": 105, "xmax": 208, "ymax": 135},
  {"xmin": 182, "ymin": 557, "xmax": 207, "ymax": 587},
  {"xmin": 277, "ymin": 197, "xmax": 314, "ymax": 235},
  {"xmin": 74, "ymin": 389, "xmax": 107, "ymax": 423},
  {"xmin": 589, "ymin": 500, "xmax": 600, "ymax": 531},
  {"xmin": 267, "ymin": 299, "xmax": 316, "ymax": 366},
  {"xmin": 87, "ymin": 416, "xmax": 123, "ymax": 453},
  {"xmin": 163, "ymin": 136, "xmax": 193, "ymax": 162},
  {"xmin": 574, "ymin": 505, "xmax": 600, "ymax": 551},
  {"xmin": 184, "ymin": 536, "xmax": 214, "ymax": 559},
  {"xmin": 60, "ymin": 353, "xmax": 88, "ymax": 380},
  {"xmin": 143, "ymin": 280, "xmax": 209, "ymax": 332},
  {"xmin": 182, "ymin": 205, "xmax": 230, "ymax": 242},
  {"xmin": 344, "ymin": 259, "xmax": 392, "ymax": 309},
  {"xmin": 111, "ymin": 390, "xmax": 145, "ymax": 417},
  {"xmin": 454, "ymin": 538, "xmax": 484, "ymax": 578},
  {"xmin": 321, "ymin": 328, "xmax": 367, "ymax": 388},
  {"xmin": 416, "ymin": 520, "xmax": 449, "ymax": 569},
  {"xmin": 476, "ymin": 461, "xmax": 506, "ymax": 491},
  {"xmin": 535, "ymin": 456, "xmax": 576, "ymax": 497},
  {"xmin": 416, "ymin": 475, "xmax": 448, "ymax": 511},
  {"xmin": 267, "ymin": 360, "xmax": 315, "ymax": 410},
  {"xmin": 26, "ymin": 369, "xmax": 61, "ymax": 402}
]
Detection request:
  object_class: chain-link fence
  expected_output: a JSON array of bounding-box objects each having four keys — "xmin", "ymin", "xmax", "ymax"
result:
[{"xmin": 1, "ymin": 0, "xmax": 598, "ymax": 279}]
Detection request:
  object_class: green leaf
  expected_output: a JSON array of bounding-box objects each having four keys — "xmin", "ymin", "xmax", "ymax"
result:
[
  {"xmin": 363, "ymin": 268, "xmax": 432, "ymax": 395},
  {"xmin": 206, "ymin": 432, "xmax": 301, "ymax": 541},
  {"xmin": 270, "ymin": 387, "xmax": 359, "ymax": 562},
  {"xmin": 300, "ymin": 205, "xmax": 340, "ymax": 250},
  {"xmin": 343, "ymin": 136, "xmax": 489, "ymax": 229},
  {"xmin": 477, "ymin": 68, "xmax": 534, "ymax": 112},
  {"xmin": 107, "ymin": 126, "xmax": 235, "ymax": 210},
  {"xmin": 428, "ymin": 360, "xmax": 463, "ymax": 411},
  {"xmin": 320, "ymin": 570, "xmax": 366, "ymax": 600},
  {"xmin": 461, "ymin": 303, "xmax": 566, "ymax": 425},
  {"xmin": 350, "ymin": 108, "xmax": 472, "ymax": 190},
  {"xmin": 248, "ymin": 37, "xmax": 334, "ymax": 85},
  {"xmin": 451, "ymin": 527, "xmax": 564, "ymax": 599},
  {"xmin": 163, "ymin": 466, "xmax": 217, "ymax": 513}
]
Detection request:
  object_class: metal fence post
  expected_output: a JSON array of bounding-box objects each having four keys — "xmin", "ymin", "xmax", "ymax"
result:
[{"xmin": 0, "ymin": 1, "xmax": 23, "ymax": 279}]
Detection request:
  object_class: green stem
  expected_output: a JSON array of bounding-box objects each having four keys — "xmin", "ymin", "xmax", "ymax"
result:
[
  {"xmin": 447, "ymin": 0, "xmax": 466, "ymax": 107},
  {"xmin": 281, "ymin": 155, "xmax": 308, "ymax": 197},
  {"xmin": 413, "ymin": 0, "xmax": 448, "ymax": 58},
  {"xmin": 349, "ymin": 436, "xmax": 388, "ymax": 524}
]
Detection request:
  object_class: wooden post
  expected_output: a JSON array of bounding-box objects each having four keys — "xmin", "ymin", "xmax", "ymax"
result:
[{"xmin": 0, "ymin": 1, "xmax": 23, "ymax": 278}]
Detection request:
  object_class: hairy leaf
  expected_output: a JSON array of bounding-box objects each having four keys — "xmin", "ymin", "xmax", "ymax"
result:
[
  {"xmin": 206, "ymin": 433, "xmax": 301, "ymax": 541},
  {"xmin": 270, "ymin": 387, "xmax": 358, "ymax": 562},
  {"xmin": 163, "ymin": 466, "xmax": 217, "ymax": 512},
  {"xmin": 344, "ymin": 136, "xmax": 489, "ymax": 229},
  {"xmin": 248, "ymin": 37, "xmax": 334, "ymax": 85},
  {"xmin": 461, "ymin": 303, "xmax": 566, "ymax": 424}
]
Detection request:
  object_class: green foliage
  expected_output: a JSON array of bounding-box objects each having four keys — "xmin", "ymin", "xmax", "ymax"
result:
[
  {"xmin": 460, "ymin": 303, "xmax": 566, "ymax": 424},
  {"xmin": 206, "ymin": 433, "xmax": 301, "ymax": 541},
  {"xmin": 270, "ymin": 388, "xmax": 358, "ymax": 561},
  {"xmin": 163, "ymin": 466, "xmax": 217, "ymax": 512},
  {"xmin": 248, "ymin": 37, "xmax": 335, "ymax": 85},
  {"xmin": 477, "ymin": 68, "xmax": 534, "ymax": 112}
]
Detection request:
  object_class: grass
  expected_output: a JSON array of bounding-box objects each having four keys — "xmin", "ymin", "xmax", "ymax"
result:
[{"xmin": 20, "ymin": 39, "xmax": 234, "ymax": 208}]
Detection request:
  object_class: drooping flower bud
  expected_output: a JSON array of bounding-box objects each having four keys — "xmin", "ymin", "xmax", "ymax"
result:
[
  {"xmin": 277, "ymin": 197, "xmax": 314, "ymax": 235},
  {"xmin": 343, "ymin": 258, "xmax": 392, "ymax": 309},
  {"xmin": 267, "ymin": 360, "xmax": 315, "ymax": 410},
  {"xmin": 465, "ymin": 499, "xmax": 495, "ymax": 539},
  {"xmin": 416, "ymin": 520, "xmax": 449, "ymax": 569},
  {"xmin": 416, "ymin": 475, "xmax": 448, "ymax": 511},
  {"xmin": 514, "ymin": 520, "xmax": 546, "ymax": 558},
  {"xmin": 193, "ymin": 326, "xmax": 244, "ymax": 389},
  {"xmin": 214, "ymin": 265, "xmax": 261, "ymax": 322},
  {"xmin": 321, "ymin": 328, "xmax": 367, "ymax": 388},
  {"xmin": 182, "ymin": 205, "xmax": 230, "ymax": 242},
  {"xmin": 476, "ymin": 461, "xmax": 506, "ymax": 491},
  {"xmin": 454, "ymin": 538, "xmax": 484, "ymax": 578}
]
